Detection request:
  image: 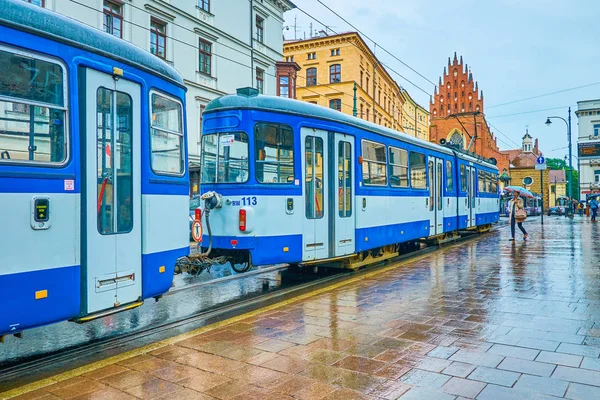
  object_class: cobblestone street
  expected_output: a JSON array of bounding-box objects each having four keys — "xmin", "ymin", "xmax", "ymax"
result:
[{"xmin": 9, "ymin": 217, "xmax": 600, "ymax": 399}]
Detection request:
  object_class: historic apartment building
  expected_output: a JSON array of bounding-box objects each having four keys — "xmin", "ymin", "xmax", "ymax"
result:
[
  {"xmin": 283, "ymin": 32, "xmax": 427, "ymax": 137},
  {"xmin": 429, "ymin": 53, "xmax": 509, "ymax": 173},
  {"xmin": 28, "ymin": 0, "xmax": 295, "ymax": 194},
  {"xmin": 576, "ymin": 99, "xmax": 600, "ymax": 200},
  {"xmin": 401, "ymin": 89, "xmax": 429, "ymax": 141}
]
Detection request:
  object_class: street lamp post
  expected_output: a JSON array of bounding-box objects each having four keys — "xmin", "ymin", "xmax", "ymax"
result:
[{"xmin": 545, "ymin": 107, "xmax": 573, "ymax": 216}]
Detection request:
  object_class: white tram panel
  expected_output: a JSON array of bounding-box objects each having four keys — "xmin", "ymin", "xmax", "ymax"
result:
[
  {"xmin": 0, "ymin": 193, "xmax": 79, "ymax": 276},
  {"xmin": 355, "ymin": 195, "xmax": 430, "ymax": 235},
  {"xmin": 142, "ymin": 194, "xmax": 189, "ymax": 254}
]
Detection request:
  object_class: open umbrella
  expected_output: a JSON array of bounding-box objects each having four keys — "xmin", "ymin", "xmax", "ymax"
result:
[{"xmin": 504, "ymin": 186, "xmax": 534, "ymax": 198}]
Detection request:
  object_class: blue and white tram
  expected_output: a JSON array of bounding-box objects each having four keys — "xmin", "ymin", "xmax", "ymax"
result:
[
  {"xmin": 198, "ymin": 89, "xmax": 499, "ymax": 270},
  {"xmin": 0, "ymin": 0, "xmax": 189, "ymax": 338}
]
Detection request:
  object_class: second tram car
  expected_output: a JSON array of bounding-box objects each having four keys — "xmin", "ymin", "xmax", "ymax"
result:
[
  {"xmin": 198, "ymin": 89, "xmax": 499, "ymax": 270},
  {"xmin": 0, "ymin": 0, "xmax": 189, "ymax": 338}
]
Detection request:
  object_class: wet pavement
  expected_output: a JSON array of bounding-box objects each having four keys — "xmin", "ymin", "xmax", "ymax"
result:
[
  {"xmin": 5, "ymin": 215, "xmax": 600, "ymax": 399},
  {"xmin": 0, "ymin": 260, "xmax": 319, "ymax": 369}
]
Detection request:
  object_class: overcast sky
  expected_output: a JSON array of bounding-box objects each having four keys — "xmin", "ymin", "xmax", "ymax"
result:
[{"xmin": 284, "ymin": 0, "xmax": 600, "ymax": 164}]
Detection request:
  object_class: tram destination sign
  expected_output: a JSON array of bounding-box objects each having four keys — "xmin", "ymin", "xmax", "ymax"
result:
[{"xmin": 578, "ymin": 142, "xmax": 600, "ymax": 158}]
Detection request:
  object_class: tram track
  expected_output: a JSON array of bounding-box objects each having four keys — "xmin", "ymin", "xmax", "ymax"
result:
[{"xmin": 0, "ymin": 228, "xmax": 498, "ymax": 392}]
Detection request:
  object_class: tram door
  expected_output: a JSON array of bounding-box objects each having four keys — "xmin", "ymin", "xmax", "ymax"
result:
[
  {"xmin": 83, "ymin": 69, "xmax": 142, "ymax": 314},
  {"xmin": 302, "ymin": 128, "xmax": 329, "ymax": 261},
  {"xmin": 467, "ymin": 166, "xmax": 476, "ymax": 227},
  {"xmin": 428, "ymin": 156, "xmax": 444, "ymax": 236},
  {"xmin": 333, "ymin": 134, "xmax": 355, "ymax": 257}
]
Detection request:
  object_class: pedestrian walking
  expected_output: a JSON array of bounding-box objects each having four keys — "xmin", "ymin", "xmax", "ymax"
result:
[
  {"xmin": 508, "ymin": 190, "xmax": 528, "ymax": 241},
  {"xmin": 591, "ymin": 197, "xmax": 599, "ymax": 222}
]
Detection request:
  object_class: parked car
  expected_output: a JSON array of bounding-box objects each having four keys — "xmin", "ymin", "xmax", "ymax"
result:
[{"xmin": 547, "ymin": 206, "xmax": 565, "ymax": 216}]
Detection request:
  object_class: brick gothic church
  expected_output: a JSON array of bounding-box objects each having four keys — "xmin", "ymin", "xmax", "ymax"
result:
[{"xmin": 429, "ymin": 53, "xmax": 509, "ymax": 173}]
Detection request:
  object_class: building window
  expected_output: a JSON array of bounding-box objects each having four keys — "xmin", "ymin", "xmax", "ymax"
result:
[
  {"xmin": 256, "ymin": 16, "xmax": 264, "ymax": 43},
  {"xmin": 360, "ymin": 71, "xmax": 363, "ymax": 88},
  {"xmin": 279, "ymin": 76, "xmax": 289, "ymax": 98},
  {"xmin": 150, "ymin": 19, "xmax": 166, "ymax": 59},
  {"xmin": 595, "ymin": 170, "xmax": 600, "ymax": 183},
  {"xmin": 256, "ymin": 68, "xmax": 264, "ymax": 94},
  {"xmin": 306, "ymin": 67, "xmax": 317, "ymax": 86},
  {"xmin": 198, "ymin": 0, "xmax": 210, "ymax": 13},
  {"xmin": 360, "ymin": 103, "xmax": 364, "ymax": 119},
  {"xmin": 23, "ymin": 0, "xmax": 44, "ymax": 6},
  {"xmin": 329, "ymin": 99, "xmax": 341, "ymax": 111},
  {"xmin": 103, "ymin": 1, "xmax": 123, "ymax": 38},
  {"xmin": 329, "ymin": 64, "xmax": 341, "ymax": 83},
  {"xmin": 594, "ymin": 124, "xmax": 600, "ymax": 136},
  {"xmin": 285, "ymin": 56, "xmax": 294, "ymax": 62},
  {"xmin": 365, "ymin": 77, "xmax": 369, "ymax": 94},
  {"xmin": 366, "ymin": 108, "xmax": 369, "ymax": 120},
  {"xmin": 307, "ymin": 52, "xmax": 316, "ymax": 60},
  {"xmin": 198, "ymin": 39, "xmax": 212, "ymax": 76},
  {"xmin": 330, "ymin": 48, "xmax": 340, "ymax": 56}
]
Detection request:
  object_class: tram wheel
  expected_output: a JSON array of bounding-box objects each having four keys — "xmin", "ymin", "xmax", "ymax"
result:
[{"xmin": 231, "ymin": 261, "xmax": 251, "ymax": 273}]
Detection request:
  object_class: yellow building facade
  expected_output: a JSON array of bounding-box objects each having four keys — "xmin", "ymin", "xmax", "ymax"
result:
[
  {"xmin": 284, "ymin": 32, "xmax": 414, "ymax": 133},
  {"xmin": 401, "ymin": 89, "xmax": 430, "ymax": 141}
]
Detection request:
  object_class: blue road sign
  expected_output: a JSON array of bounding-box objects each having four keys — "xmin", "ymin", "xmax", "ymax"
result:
[{"xmin": 537, "ymin": 156, "xmax": 545, "ymax": 164}]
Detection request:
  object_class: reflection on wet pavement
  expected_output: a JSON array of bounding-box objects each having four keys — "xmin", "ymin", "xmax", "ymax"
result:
[
  {"xmin": 0, "ymin": 261, "xmax": 315, "ymax": 368},
  {"xmin": 6, "ymin": 216, "xmax": 600, "ymax": 399}
]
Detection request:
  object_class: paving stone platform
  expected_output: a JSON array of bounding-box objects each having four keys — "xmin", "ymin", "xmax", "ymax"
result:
[{"xmin": 7, "ymin": 216, "xmax": 600, "ymax": 399}]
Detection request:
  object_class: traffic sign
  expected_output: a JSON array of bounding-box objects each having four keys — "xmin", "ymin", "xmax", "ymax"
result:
[
  {"xmin": 535, "ymin": 163, "xmax": 547, "ymax": 170},
  {"xmin": 191, "ymin": 220, "xmax": 203, "ymax": 242},
  {"xmin": 537, "ymin": 156, "xmax": 545, "ymax": 164}
]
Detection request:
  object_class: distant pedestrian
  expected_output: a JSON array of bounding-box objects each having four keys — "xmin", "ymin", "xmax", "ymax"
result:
[
  {"xmin": 578, "ymin": 202, "xmax": 584, "ymax": 217},
  {"xmin": 508, "ymin": 190, "xmax": 528, "ymax": 241},
  {"xmin": 591, "ymin": 198, "xmax": 599, "ymax": 222}
]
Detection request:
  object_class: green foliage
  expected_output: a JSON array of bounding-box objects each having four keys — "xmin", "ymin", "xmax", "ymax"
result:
[{"xmin": 546, "ymin": 158, "xmax": 579, "ymax": 200}]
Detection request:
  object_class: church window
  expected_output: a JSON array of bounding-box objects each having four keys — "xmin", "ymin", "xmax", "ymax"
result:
[
  {"xmin": 469, "ymin": 102, "xmax": 472, "ymax": 109},
  {"xmin": 462, "ymin": 91, "xmax": 465, "ymax": 97},
  {"xmin": 433, "ymin": 109, "xmax": 437, "ymax": 116},
  {"xmin": 469, "ymin": 94, "xmax": 472, "ymax": 100},
  {"xmin": 461, "ymin": 81, "xmax": 465, "ymax": 88},
  {"xmin": 454, "ymin": 80, "xmax": 457, "ymax": 86},
  {"xmin": 476, "ymin": 105, "xmax": 480, "ymax": 111},
  {"xmin": 447, "ymin": 93, "xmax": 450, "ymax": 99},
  {"xmin": 449, "ymin": 131, "xmax": 464, "ymax": 148},
  {"xmin": 462, "ymin": 103, "xmax": 465, "ymax": 109},
  {"xmin": 453, "ymin": 70, "xmax": 458, "ymax": 77}
]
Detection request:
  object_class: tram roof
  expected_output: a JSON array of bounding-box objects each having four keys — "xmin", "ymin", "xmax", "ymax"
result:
[
  {"xmin": 206, "ymin": 90, "xmax": 456, "ymax": 154},
  {"xmin": 1, "ymin": 0, "xmax": 184, "ymax": 87},
  {"xmin": 206, "ymin": 89, "xmax": 496, "ymax": 169}
]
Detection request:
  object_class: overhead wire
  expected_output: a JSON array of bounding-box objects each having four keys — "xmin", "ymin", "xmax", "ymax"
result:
[
  {"xmin": 487, "ymin": 82, "xmax": 600, "ymax": 109},
  {"xmin": 292, "ymin": 4, "xmax": 432, "ymax": 97},
  {"xmin": 313, "ymin": 0, "xmax": 437, "ymax": 87},
  {"xmin": 66, "ymin": 0, "xmax": 365, "ymax": 111},
  {"xmin": 487, "ymin": 105, "xmax": 576, "ymax": 119}
]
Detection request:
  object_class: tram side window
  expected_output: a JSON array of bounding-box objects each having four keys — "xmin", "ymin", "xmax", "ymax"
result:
[
  {"xmin": 255, "ymin": 123, "xmax": 294, "ymax": 183},
  {"xmin": 362, "ymin": 140, "xmax": 387, "ymax": 186},
  {"xmin": 478, "ymin": 170, "xmax": 485, "ymax": 193},
  {"xmin": 446, "ymin": 160, "xmax": 454, "ymax": 192},
  {"xmin": 491, "ymin": 173, "xmax": 498, "ymax": 193},
  {"xmin": 0, "ymin": 48, "xmax": 66, "ymax": 164},
  {"xmin": 487, "ymin": 172, "xmax": 494, "ymax": 193},
  {"xmin": 201, "ymin": 132, "xmax": 249, "ymax": 183},
  {"xmin": 460, "ymin": 164, "xmax": 467, "ymax": 192},
  {"xmin": 389, "ymin": 146, "xmax": 409, "ymax": 188},
  {"xmin": 410, "ymin": 151, "xmax": 426, "ymax": 189},
  {"xmin": 150, "ymin": 92, "xmax": 184, "ymax": 175}
]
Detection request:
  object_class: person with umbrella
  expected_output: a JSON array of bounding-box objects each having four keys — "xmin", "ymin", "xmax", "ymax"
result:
[{"xmin": 508, "ymin": 189, "xmax": 528, "ymax": 241}]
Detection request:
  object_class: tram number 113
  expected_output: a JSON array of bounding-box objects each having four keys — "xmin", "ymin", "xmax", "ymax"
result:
[{"xmin": 241, "ymin": 197, "xmax": 257, "ymax": 206}]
